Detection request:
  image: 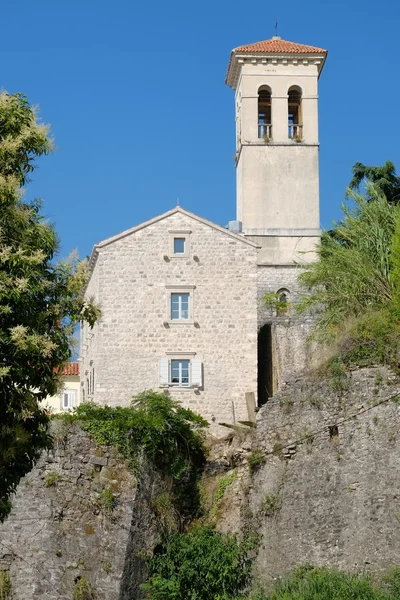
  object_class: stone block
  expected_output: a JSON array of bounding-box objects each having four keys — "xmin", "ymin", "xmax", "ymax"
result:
[{"xmin": 90, "ymin": 456, "xmax": 108, "ymax": 467}]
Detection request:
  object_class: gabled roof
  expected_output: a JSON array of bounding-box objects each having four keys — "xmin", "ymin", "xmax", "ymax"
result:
[
  {"xmin": 226, "ymin": 36, "xmax": 327, "ymax": 88},
  {"xmin": 88, "ymin": 206, "xmax": 259, "ymax": 271}
]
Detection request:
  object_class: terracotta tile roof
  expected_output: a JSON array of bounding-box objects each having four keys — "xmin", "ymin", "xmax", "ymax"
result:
[
  {"xmin": 59, "ymin": 362, "xmax": 79, "ymax": 376},
  {"xmin": 234, "ymin": 37, "xmax": 327, "ymax": 54},
  {"xmin": 226, "ymin": 37, "xmax": 327, "ymax": 88}
]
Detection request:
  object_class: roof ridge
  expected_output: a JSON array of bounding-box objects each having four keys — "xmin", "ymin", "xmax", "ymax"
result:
[
  {"xmin": 234, "ymin": 37, "xmax": 327, "ymax": 54},
  {"xmin": 86, "ymin": 206, "xmax": 260, "ymax": 275}
]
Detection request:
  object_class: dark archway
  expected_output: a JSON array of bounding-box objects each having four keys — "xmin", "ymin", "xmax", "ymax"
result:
[
  {"xmin": 288, "ymin": 86, "xmax": 302, "ymax": 139},
  {"xmin": 258, "ymin": 85, "xmax": 272, "ymax": 139},
  {"xmin": 258, "ymin": 324, "xmax": 273, "ymax": 407}
]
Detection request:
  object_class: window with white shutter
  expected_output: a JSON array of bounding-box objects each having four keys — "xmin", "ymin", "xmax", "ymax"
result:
[
  {"xmin": 159, "ymin": 358, "xmax": 169, "ymax": 386},
  {"xmin": 159, "ymin": 356, "xmax": 202, "ymax": 389},
  {"xmin": 191, "ymin": 358, "xmax": 203, "ymax": 388}
]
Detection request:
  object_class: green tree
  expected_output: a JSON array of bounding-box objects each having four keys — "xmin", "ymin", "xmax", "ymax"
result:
[
  {"xmin": 349, "ymin": 160, "xmax": 400, "ymax": 204},
  {"xmin": 0, "ymin": 92, "xmax": 99, "ymax": 521},
  {"xmin": 297, "ymin": 186, "xmax": 400, "ymax": 365}
]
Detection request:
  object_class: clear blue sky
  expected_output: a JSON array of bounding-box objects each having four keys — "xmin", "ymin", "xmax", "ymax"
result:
[{"xmin": 1, "ymin": 0, "xmax": 398, "ymax": 259}]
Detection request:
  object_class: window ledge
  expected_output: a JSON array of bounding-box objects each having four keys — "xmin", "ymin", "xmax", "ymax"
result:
[
  {"xmin": 165, "ymin": 285, "xmax": 196, "ymax": 290},
  {"xmin": 168, "ymin": 320, "xmax": 194, "ymax": 325},
  {"xmin": 160, "ymin": 384, "xmax": 200, "ymax": 391}
]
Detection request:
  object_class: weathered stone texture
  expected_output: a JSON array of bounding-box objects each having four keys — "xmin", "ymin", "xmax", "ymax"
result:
[
  {"xmin": 1, "ymin": 369, "xmax": 400, "ymax": 597},
  {"xmin": 257, "ymin": 264, "xmax": 322, "ymax": 388},
  {"xmin": 0, "ymin": 422, "xmax": 136, "ymax": 600},
  {"xmin": 217, "ymin": 367, "xmax": 400, "ymax": 585},
  {"xmin": 257, "ymin": 264, "xmax": 304, "ymax": 321},
  {"xmin": 81, "ymin": 210, "xmax": 259, "ymax": 428}
]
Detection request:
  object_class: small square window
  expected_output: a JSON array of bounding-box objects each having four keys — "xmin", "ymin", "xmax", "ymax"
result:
[
  {"xmin": 170, "ymin": 359, "xmax": 190, "ymax": 386},
  {"xmin": 173, "ymin": 237, "xmax": 185, "ymax": 254},
  {"xmin": 171, "ymin": 292, "xmax": 190, "ymax": 320},
  {"xmin": 169, "ymin": 230, "xmax": 191, "ymax": 257}
]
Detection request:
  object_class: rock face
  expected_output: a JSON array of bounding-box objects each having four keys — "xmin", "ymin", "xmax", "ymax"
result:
[
  {"xmin": 214, "ymin": 366, "xmax": 400, "ymax": 587},
  {"xmin": 0, "ymin": 421, "xmax": 137, "ymax": 600}
]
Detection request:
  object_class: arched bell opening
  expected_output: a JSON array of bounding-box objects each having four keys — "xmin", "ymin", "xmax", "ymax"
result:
[
  {"xmin": 288, "ymin": 86, "xmax": 302, "ymax": 140},
  {"xmin": 258, "ymin": 86, "xmax": 272, "ymax": 139}
]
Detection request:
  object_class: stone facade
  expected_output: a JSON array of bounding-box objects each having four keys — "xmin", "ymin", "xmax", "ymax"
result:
[
  {"xmin": 81, "ymin": 209, "xmax": 319, "ymax": 427},
  {"xmin": 81, "ymin": 208, "xmax": 259, "ymax": 427},
  {"xmin": 257, "ymin": 264, "xmax": 320, "ymax": 392}
]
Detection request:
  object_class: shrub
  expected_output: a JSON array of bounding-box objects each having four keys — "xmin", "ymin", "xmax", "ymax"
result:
[
  {"xmin": 326, "ymin": 357, "xmax": 349, "ymax": 392},
  {"xmin": 249, "ymin": 566, "xmax": 383, "ymax": 600},
  {"xmin": 263, "ymin": 292, "xmax": 289, "ymax": 315},
  {"xmin": 298, "ymin": 188, "xmax": 400, "ymax": 368},
  {"xmin": 209, "ymin": 472, "xmax": 237, "ymax": 518},
  {"xmin": 260, "ymin": 493, "xmax": 281, "ymax": 517},
  {"xmin": 338, "ymin": 307, "xmax": 400, "ymax": 367},
  {"xmin": 64, "ymin": 392, "xmax": 207, "ymax": 479},
  {"xmin": 142, "ymin": 525, "xmax": 251, "ymax": 600},
  {"xmin": 59, "ymin": 392, "xmax": 208, "ymax": 524},
  {"xmin": 102, "ymin": 561, "xmax": 112, "ymax": 574}
]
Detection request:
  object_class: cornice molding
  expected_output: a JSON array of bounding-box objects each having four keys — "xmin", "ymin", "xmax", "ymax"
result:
[{"xmin": 226, "ymin": 53, "xmax": 326, "ymax": 90}]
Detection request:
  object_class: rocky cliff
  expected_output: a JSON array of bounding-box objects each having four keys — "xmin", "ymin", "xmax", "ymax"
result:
[
  {"xmin": 1, "ymin": 366, "xmax": 400, "ymax": 598},
  {"xmin": 211, "ymin": 366, "xmax": 400, "ymax": 588}
]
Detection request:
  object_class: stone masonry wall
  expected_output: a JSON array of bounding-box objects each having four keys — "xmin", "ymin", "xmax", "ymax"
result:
[
  {"xmin": 257, "ymin": 264, "xmax": 321, "ymax": 391},
  {"xmin": 215, "ymin": 366, "xmax": 400, "ymax": 586},
  {"xmin": 82, "ymin": 210, "xmax": 258, "ymax": 429},
  {"xmin": 0, "ymin": 422, "xmax": 136, "ymax": 600}
]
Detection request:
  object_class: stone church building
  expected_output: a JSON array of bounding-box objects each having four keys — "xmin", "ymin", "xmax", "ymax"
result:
[{"xmin": 80, "ymin": 36, "xmax": 327, "ymax": 427}]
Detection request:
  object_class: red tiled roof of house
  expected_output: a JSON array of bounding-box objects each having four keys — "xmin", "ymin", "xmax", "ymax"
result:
[
  {"xmin": 60, "ymin": 362, "xmax": 79, "ymax": 376},
  {"xmin": 233, "ymin": 38, "xmax": 327, "ymax": 54}
]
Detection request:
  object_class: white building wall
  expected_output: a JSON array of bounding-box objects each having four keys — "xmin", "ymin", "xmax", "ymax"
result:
[
  {"xmin": 40, "ymin": 375, "xmax": 81, "ymax": 414},
  {"xmin": 235, "ymin": 59, "xmax": 322, "ymax": 264},
  {"xmin": 237, "ymin": 144, "xmax": 320, "ymax": 230}
]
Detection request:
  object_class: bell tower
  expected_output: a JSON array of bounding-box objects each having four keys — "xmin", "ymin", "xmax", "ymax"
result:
[{"xmin": 226, "ymin": 37, "xmax": 327, "ymax": 264}]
